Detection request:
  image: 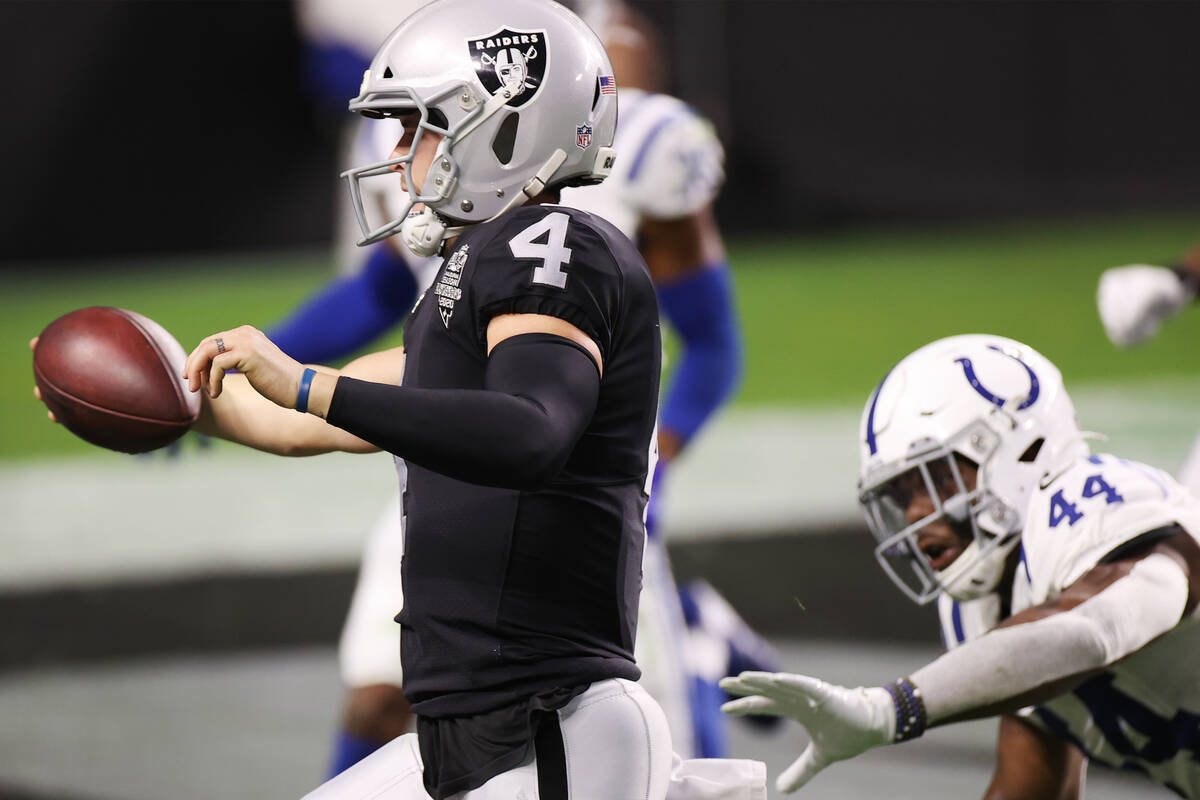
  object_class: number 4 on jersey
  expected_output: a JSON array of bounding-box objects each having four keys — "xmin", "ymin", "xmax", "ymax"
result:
[
  {"xmin": 1048, "ymin": 490, "xmax": 1083, "ymax": 528},
  {"xmin": 509, "ymin": 212, "xmax": 572, "ymax": 289},
  {"xmin": 1049, "ymin": 473, "xmax": 1125, "ymax": 528},
  {"xmin": 1082, "ymin": 474, "xmax": 1124, "ymax": 505}
]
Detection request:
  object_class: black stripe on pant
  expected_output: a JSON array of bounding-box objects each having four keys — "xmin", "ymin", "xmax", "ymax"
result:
[{"xmin": 535, "ymin": 710, "xmax": 568, "ymax": 799}]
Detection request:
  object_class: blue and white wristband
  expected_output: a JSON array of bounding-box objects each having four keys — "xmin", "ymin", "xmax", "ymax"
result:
[
  {"xmin": 883, "ymin": 677, "xmax": 927, "ymax": 742},
  {"xmin": 295, "ymin": 367, "xmax": 317, "ymax": 413}
]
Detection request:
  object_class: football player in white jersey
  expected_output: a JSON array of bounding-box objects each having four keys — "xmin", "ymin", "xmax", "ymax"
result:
[
  {"xmin": 1097, "ymin": 241, "xmax": 1200, "ymax": 493},
  {"xmin": 275, "ymin": 0, "xmax": 773, "ymax": 775},
  {"xmin": 721, "ymin": 334, "xmax": 1200, "ymax": 798}
]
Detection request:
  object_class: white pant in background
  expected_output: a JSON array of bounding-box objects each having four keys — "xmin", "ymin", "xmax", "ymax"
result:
[
  {"xmin": 338, "ymin": 494, "xmax": 406, "ymax": 689},
  {"xmin": 301, "ymin": 679, "xmax": 764, "ymax": 800}
]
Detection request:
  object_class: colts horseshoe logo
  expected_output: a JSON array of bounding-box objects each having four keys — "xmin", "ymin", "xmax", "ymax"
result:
[{"xmin": 954, "ymin": 345, "xmax": 1040, "ymax": 411}]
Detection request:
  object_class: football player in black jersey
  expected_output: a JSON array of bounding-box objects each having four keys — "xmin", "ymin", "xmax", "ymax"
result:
[{"xmin": 171, "ymin": 0, "xmax": 764, "ymax": 797}]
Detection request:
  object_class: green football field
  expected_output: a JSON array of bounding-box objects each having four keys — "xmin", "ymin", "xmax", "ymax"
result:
[{"xmin": 4, "ymin": 212, "xmax": 1198, "ymax": 460}]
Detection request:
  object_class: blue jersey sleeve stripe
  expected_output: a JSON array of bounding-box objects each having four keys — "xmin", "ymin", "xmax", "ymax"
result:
[{"xmin": 950, "ymin": 601, "xmax": 966, "ymax": 644}]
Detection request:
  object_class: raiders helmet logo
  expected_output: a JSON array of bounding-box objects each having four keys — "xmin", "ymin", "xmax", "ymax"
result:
[{"xmin": 468, "ymin": 28, "xmax": 548, "ymax": 108}]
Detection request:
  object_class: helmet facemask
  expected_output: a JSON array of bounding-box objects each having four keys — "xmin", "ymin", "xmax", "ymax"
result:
[
  {"xmin": 859, "ymin": 420, "xmax": 1020, "ymax": 605},
  {"xmin": 340, "ymin": 84, "xmax": 474, "ymax": 254}
]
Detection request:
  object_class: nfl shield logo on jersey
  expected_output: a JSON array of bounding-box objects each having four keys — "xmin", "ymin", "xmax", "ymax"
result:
[
  {"xmin": 468, "ymin": 28, "xmax": 547, "ymax": 108},
  {"xmin": 576, "ymin": 124, "xmax": 593, "ymax": 149}
]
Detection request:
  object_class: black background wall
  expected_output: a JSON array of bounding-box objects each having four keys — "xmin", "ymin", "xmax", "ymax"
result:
[{"xmin": 1, "ymin": 1, "xmax": 1197, "ymax": 264}]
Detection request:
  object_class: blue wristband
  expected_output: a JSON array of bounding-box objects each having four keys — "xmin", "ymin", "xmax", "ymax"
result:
[
  {"xmin": 295, "ymin": 368, "xmax": 317, "ymax": 413},
  {"xmin": 883, "ymin": 677, "xmax": 927, "ymax": 742}
]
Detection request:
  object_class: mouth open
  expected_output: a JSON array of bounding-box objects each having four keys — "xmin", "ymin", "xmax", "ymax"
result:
[
  {"xmin": 916, "ymin": 529, "xmax": 966, "ymax": 572},
  {"xmin": 926, "ymin": 543, "xmax": 963, "ymax": 571}
]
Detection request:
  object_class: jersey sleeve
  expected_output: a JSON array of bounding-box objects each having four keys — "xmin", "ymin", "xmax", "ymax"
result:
[
  {"xmin": 936, "ymin": 593, "xmax": 1001, "ymax": 650},
  {"xmin": 625, "ymin": 108, "xmax": 725, "ymax": 220},
  {"xmin": 1020, "ymin": 454, "xmax": 1200, "ymax": 605},
  {"xmin": 468, "ymin": 207, "xmax": 625, "ymax": 361}
]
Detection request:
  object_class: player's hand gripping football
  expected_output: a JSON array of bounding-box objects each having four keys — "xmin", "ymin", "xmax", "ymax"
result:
[
  {"xmin": 721, "ymin": 672, "xmax": 895, "ymax": 793},
  {"xmin": 1097, "ymin": 264, "xmax": 1194, "ymax": 347},
  {"xmin": 183, "ymin": 325, "xmax": 305, "ymax": 409}
]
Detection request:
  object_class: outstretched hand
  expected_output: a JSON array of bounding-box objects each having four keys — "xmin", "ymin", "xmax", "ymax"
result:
[
  {"xmin": 720, "ymin": 671, "xmax": 896, "ymax": 793},
  {"xmin": 183, "ymin": 325, "xmax": 304, "ymax": 409}
]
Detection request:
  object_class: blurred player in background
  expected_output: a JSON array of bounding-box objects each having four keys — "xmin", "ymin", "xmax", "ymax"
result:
[
  {"xmin": 281, "ymin": 0, "xmax": 777, "ymax": 776},
  {"xmin": 722, "ymin": 335, "xmax": 1200, "ymax": 798},
  {"xmin": 1097, "ymin": 241, "xmax": 1200, "ymax": 493}
]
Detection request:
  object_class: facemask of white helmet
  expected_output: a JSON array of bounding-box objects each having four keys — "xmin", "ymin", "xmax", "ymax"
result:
[{"xmin": 859, "ymin": 420, "xmax": 1022, "ymax": 605}]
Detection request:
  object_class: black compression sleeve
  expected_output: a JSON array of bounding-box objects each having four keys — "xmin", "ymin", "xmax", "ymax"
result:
[{"xmin": 326, "ymin": 333, "xmax": 600, "ymax": 490}]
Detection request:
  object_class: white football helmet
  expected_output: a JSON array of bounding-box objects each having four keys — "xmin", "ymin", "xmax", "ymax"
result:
[
  {"xmin": 341, "ymin": 0, "xmax": 619, "ymax": 256},
  {"xmin": 857, "ymin": 335, "xmax": 1088, "ymax": 604}
]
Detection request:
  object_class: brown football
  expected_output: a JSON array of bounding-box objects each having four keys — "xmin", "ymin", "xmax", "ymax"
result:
[{"xmin": 33, "ymin": 307, "xmax": 201, "ymax": 453}]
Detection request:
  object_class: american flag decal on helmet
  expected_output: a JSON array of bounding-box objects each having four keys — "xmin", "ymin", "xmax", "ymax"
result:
[{"xmin": 599, "ymin": 75, "xmax": 616, "ymax": 95}]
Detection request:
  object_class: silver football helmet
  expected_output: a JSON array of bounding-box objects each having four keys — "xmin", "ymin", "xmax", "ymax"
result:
[
  {"xmin": 857, "ymin": 335, "xmax": 1088, "ymax": 604},
  {"xmin": 341, "ymin": 0, "xmax": 619, "ymax": 256}
]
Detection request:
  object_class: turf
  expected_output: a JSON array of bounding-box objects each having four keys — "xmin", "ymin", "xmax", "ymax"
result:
[
  {"xmin": 4, "ymin": 212, "xmax": 1199, "ymax": 459},
  {"xmin": 726, "ymin": 212, "xmax": 1200, "ymax": 406}
]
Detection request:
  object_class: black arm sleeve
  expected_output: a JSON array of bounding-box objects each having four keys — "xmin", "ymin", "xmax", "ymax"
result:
[{"xmin": 326, "ymin": 333, "xmax": 600, "ymax": 490}]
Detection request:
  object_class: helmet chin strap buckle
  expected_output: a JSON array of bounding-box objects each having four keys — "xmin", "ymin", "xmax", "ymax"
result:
[{"xmin": 401, "ymin": 206, "xmax": 449, "ymax": 258}]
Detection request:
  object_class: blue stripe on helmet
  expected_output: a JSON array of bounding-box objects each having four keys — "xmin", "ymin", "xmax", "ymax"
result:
[{"xmin": 864, "ymin": 369, "xmax": 893, "ymax": 456}]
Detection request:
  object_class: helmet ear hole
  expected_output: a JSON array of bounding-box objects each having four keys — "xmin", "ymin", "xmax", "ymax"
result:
[
  {"xmin": 1018, "ymin": 437, "xmax": 1045, "ymax": 463},
  {"xmin": 383, "ymin": 67, "xmax": 394, "ymax": 79},
  {"xmin": 491, "ymin": 111, "xmax": 520, "ymax": 165}
]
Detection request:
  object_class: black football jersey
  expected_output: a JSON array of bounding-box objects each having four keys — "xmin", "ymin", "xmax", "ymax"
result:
[{"xmin": 396, "ymin": 204, "xmax": 661, "ymax": 718}]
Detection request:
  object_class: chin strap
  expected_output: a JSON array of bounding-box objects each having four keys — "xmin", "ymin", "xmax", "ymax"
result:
[
  {"xmin": 401, "ymin": 149, "xmax": 570, "ymax": 258},
  {"xmin": 400, "ymin": 207, "xmax": 449, "ymax": 257},
  {"xmin": 491, "ymin": 148, "xmax": 569, "ymax": 217}
]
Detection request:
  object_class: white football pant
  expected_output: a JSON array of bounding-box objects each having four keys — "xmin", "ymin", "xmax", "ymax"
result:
[{"xmin": 302, "ymin": 678, "xmax": 764, "ymax": 800}]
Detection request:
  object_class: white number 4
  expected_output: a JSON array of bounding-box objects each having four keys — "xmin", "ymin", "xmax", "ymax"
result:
[{"xmin": 509, "ymin": 211, "xmax": 572, "ymax": 289}]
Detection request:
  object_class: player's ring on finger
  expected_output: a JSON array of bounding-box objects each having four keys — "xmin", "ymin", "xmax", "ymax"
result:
[{"xmin": 215, "ymin": 337, "xmax": 227, "ymax": 354}]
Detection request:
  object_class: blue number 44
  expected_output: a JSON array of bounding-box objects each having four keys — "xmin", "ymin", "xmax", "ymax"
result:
[{"xmin": 1049, "ymin": 474, "xmax": 1124, "ymax": 528}]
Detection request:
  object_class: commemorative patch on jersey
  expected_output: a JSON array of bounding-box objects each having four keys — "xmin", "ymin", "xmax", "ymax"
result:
[
  {"xmin": 468, "ymin": 28, "xmax": 547, "ymax": 108},
  {"xmin": 575, "ymin": 124, "xmax": 592, "ymax": 149},
  {"xmin": 435, "ymin": 244, "xmax": 469, "ymax": 327}
]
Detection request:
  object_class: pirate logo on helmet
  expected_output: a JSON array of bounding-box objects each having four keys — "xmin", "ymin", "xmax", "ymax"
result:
[{"xmin": 468, "ymin": 28, "xmax": 548, "ymax": 108}]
